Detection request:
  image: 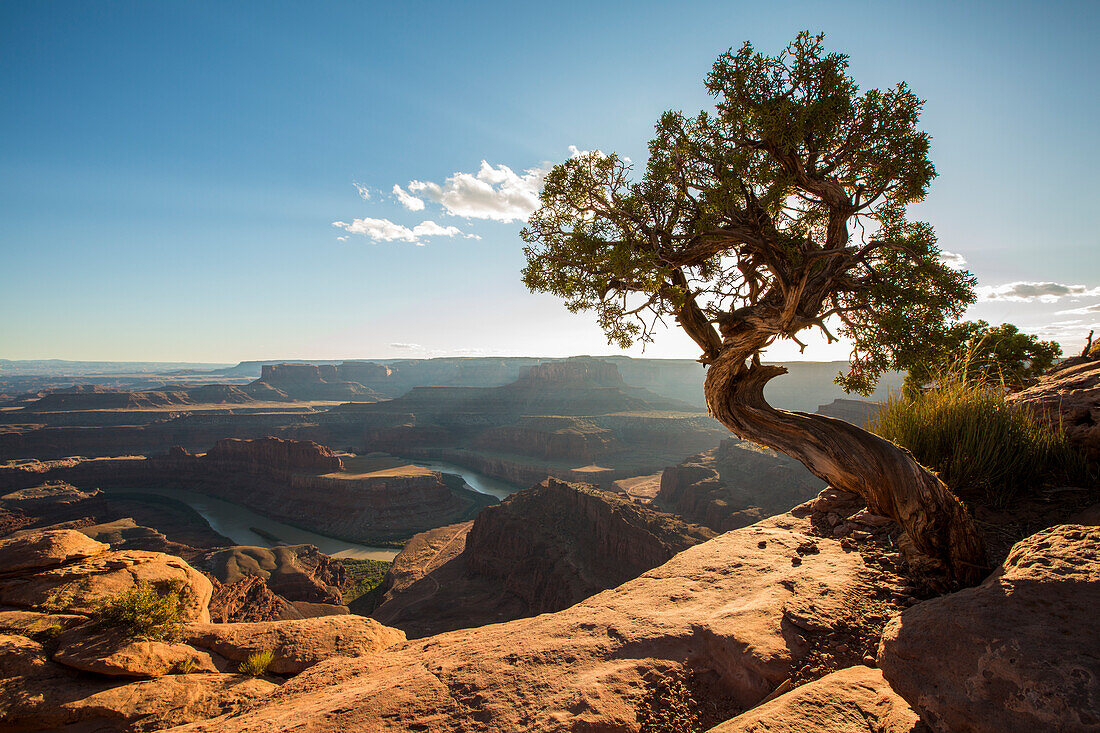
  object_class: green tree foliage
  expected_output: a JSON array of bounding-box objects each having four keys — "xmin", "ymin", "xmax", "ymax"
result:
[
  {"xmin": 522, "ymin": 31, "xmax": 974, "ymax": 395},
  {"xmin": 904, "ymin": 320, "xmax": 1061, "ymax": 392}
]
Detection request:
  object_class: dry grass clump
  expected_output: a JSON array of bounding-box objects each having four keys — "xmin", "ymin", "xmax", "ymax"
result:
[
  {"xmin": 238, "ymin": 649, "xmax": 275, "ymax": 676},
  {"xmin": 872, "ymin": 357, "xmax": 1087, "ymax": 508},
  {"xmin": 91, "ymin": 581, "xmax": 183, "ymax": 641}
]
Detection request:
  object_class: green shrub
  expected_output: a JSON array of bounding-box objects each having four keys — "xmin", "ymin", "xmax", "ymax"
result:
[
  {"xmin": 91, "ymin": 582, "xmax": 183, "ymax": 641},
  {"xmin": 238, "ymin": 649, "xmax": 275, "ymax": 677},
  {"xmin": 872, "ymin": 359, "xmax": 1087, "ymax": 507},
  {"xmin": 339, "ymin": 558, "xmax": 392, "ymax": 604}
]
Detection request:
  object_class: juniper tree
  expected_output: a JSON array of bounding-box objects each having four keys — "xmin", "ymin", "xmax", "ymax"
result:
[{"xmin": 522, "ymin": 32, "xmax": 986, "ymax": 584}]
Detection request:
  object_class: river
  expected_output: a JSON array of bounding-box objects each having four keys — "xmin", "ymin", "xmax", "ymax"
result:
[
  {"xmin": 100, "ymin": 486, "xmax": 399, "ymax": 561},
  {"xmin": 99, "ymin": 461, "xmax": 520, "ymax": 562}
]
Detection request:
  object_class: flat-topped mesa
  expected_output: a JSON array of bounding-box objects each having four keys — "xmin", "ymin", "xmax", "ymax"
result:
[
  {"xmin": 512, "ymin": 357, "xmax": 627, "ymax": 388},
  {"xmin": 203, "ymin": 437, "xmax": 344, "ymax": 473},
  {"xmin": 252, "ymin": 363, "xmax": 379, "ymax": 402}
]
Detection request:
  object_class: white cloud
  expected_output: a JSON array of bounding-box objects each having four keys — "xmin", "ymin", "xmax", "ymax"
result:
[
  {"xmin": 976, "ymin": 281, "xmax": 1100, "ymax": 303},
  {"xmin": 1056, "ymin": 302, "xmax": 1100, "ymax": 316},
  {"xmin": 331, "ymin": 217, "xmax": 475, "ymax": 245},
  {"xmin": 353, "ymin": 182, "xmax": 371, "ymax": 200},
  {"xmin": 392, "ymin": 184, "xmax": 425, "ymax": 211},
  {"xmin": 939, "ymin": 250, "xmax": 967, "ymax": 270},
  {"xmin": 336, "ymin": 235, "xmax": 348, "ymax": 242},
  {"xmin": 405, "ymin": 160, "xmax": 548, "ymax": 223},
  {"xmin": 389, "ymin": 342, "xmax": 423, "ymax": 350}
]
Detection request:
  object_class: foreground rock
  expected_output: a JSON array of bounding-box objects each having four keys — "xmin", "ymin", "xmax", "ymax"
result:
[
  {"xmin": 0, "ymin": 528, "xmax": 108, "ymax": 574},
  {"xmin": 0, "ymin": 548, "xmax": 212, "ymax": 622},
  {"xmin": 1009, "ymin": 357, "xmax": 1100, "ymax": 460},
  {"xmin": 879, "ymin": 524, "xmax": 1100, "ymax": 732},
  {"xmin": 184, "ymin": 615, "xmax": 406, "ymax": 674},
  {"xmin": 707, "ymin": 666, "xmax": 923, "ymax": 733},
  {"xmin": 0, "ymin": 672, "xmax": 276, "ymax": 732},
  {"xmin": 171, "ymin": 503, "xmax": 909, "ymax": 732},
  {"xmin": 371, "ymin": 478, "xmax": 714, "ymax": 637},
  {"xmin": 52, "ymin": 627, "xmax": 219, "ymax": 677}
]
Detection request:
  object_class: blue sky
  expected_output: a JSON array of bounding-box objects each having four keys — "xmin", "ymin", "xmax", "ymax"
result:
[{"xmin": 2, "ymin": 0, "xmax": 1097, "ymax": 362}]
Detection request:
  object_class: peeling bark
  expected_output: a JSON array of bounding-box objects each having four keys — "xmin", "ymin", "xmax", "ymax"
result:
[{"xmin": 704, "ymin": 349, "xmax": 987, "ymax": 587}]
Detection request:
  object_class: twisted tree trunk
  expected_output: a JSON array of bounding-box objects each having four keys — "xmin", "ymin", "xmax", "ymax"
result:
[{"xmin": 704, "ymin": 349, "xmax": 987, "ymax": 587}]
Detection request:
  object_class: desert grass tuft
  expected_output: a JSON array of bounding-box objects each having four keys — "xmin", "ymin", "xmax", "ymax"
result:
[
  {"xmin": 871, "ymin": 355, "xmax": 1087, "ymax": 508},
  {"xmin": 238, "ymin": 649, "xmax": 275, "ymax": 677}
]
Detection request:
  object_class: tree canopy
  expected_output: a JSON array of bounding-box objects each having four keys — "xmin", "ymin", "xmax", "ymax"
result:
[
  {"xmin": 903, "ymin": 320, "xmax": 1062, "ymax": 392},
  {"xmin": 522, "ymin": 31, "xmax": 975, "ymax": 395}
]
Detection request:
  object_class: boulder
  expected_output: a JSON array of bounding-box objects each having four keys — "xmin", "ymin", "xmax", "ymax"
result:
[
  {"xmin": 0, "ymin": 550, "xmax": 212, "ymax": 623},
  {"xmin": 1008, "ymin": 358, "xmax": 1100, "ymax": 460},
  {"xmin": 878, "ymin": 524, "xmax": 1100, "ymax": 732},
  {"xmin": 0, "ymin": 634, "xmax": 56, "ymax": 678},
  {"xmin": 0, "ymin": 672, "xmax": 276, "ymax": 732},
  {"xmin": 0, "ymin": 529, "xmax": 108, "ymax": 574},
  {"xmin": 0, "ymin": 608, "xmax": 87, "ymax": 636},
  {"xmin": 184, "ymin": 615, "xmax": 406, "ymax": 675},
  {"xmin": 53, "ymin": 626, "xmax": 219, "ymax": 677},
  {"xmin": 168, "ymin": 509, "xmax": 910, "ymax": 732},
  {"xmin": 707, "ymin": 666, "xmax": 924, "ymax": 732}
]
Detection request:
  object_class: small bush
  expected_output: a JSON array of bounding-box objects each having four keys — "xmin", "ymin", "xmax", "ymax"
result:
[
  {"xmin": 91, "ymin": 582, "xmax": 183, "ymax": 641},
  {"xmin": 340, "ymin": 558, "xmax": 392, "ymax": 604},
  {"xmin": 238, "ymin": 649, "xmax": 275, "ymax": 676},
  {"xmin": 872, "ymin": 359, "xmax": 1087, "ymax": 507}
]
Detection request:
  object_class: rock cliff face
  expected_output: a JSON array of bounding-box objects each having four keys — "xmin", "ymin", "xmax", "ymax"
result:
[
  {"xmin": 470, "ymin": 416, "xmax": 623, "ymax": 462},
  {"xmin": 371, "ymin": 478, "xmax": 714, "ymax": 638},
  {"xmin": 200, "ymin": 437, "xmax": 344, "ymax": 473},
  {"xmin": 1009, "ymin": 356, "xmax": 1100, "ymax": 460},
  {"xmin": 0, "ymin": 439, "xmax": 495, "ymax": 545},
  {"xmin": 813, "ymin": 398, "xmax": 882, "ymax": 428},
  {"xmin": 655, "ymin": 439, "xmax": 825, "ymax": 532}
]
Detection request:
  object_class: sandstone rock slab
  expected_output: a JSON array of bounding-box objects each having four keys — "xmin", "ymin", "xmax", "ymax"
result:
[
  {"xmin": 0, "ymin": 671, "xmax": 276, "ymax": 732},
  {"xmin": 0, "ymin": 634, "xmax": 56, "ymax": 678},
  {"xmin": 168, "ymin": 511, "xmax": 906, "ymax": 732},
  {"xmin": 879, "ymin": 524, "xmax": 1100, "ymax": 732},
  {"xmin": 0, "ymin": 608, "xmax": 87, "ymax": 636},
  {"xmin": 184, "ymin": 615, "xmax": 406, "ymax": 675},
  {"xmin": 0, "ymin": 529, "xmax": 108, "ymax": 574},
  {"xmin": 0, "ymin": 549, "xmax": 212, "ymax": 622},
  {"xmin": 53, "ymin": 626, "xmax": 219, "ymax": 677},
  {"xmin": 707, "ymin": 666, "xmax": 924, "ymax": 732}
]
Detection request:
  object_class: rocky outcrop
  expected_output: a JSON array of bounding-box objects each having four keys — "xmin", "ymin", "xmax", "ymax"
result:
[
  {"xmin": 707, "ymin": 666, "xmax": 923, "ymax": 733},
  {"xmin": 0, "ymin": 527, "xmax": 108, "ymax": 573},
  {"xmin": 206, "ymin": 574, "xmax": 303, "ymax": 623},
  {"xmin": 1009, "ymin": 357, "xmax": 1100, "ymax": 460},
  {"xmin": 2, "ymin": 442, "xmax": 494, "ymax": 545},
  {"xmin": 371, "ymin": 478, "xmax": 715, "ymax": 638},
  {"xmin": 656, "ymin": 439, "xmax": 824, "ymax": 532},
  {"xmin": 252, "ymin": 363, "xmax": 379, "ymax": 402},
  {"xmin": 171, "ymin": 502, "xmax": 911, "ymax": 733},
  {"xmin": 0, "ymin": 672, "xmax": 277, "ymax": 733},
  {"xmin": 0, "ymin": 545, "xmax": 212, "ymax": 623},
  {"xmin": 52, "ymin": 626, "xmax": 220, "ymax": 677},
  {"xmin": 184, "ymin": 616, "xmax": 406, "ymax": 675},
  {"xmin": 195, "ymin": 545, "xmax": 349, "ymax": 609},
  {"xmin": 878, "ymin": 524, "xmax": 1100, "ymax": 732}
]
